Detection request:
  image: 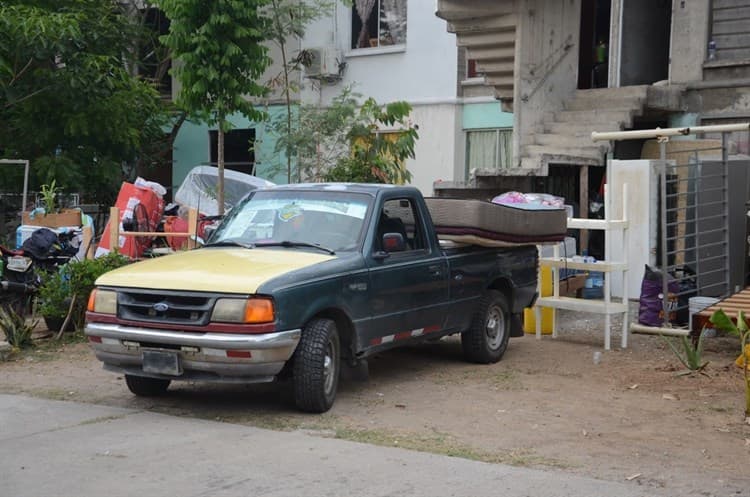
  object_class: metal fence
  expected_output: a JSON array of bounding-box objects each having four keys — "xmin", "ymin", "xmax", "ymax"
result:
[
  {"xmin": 593, "ymin": 123, "xmax": 749, "ymax": 328},
  {"xmin": 0, "ymin": 192, "xmax": 84, "ymax": 245},
  {"xmin": 658, "ymin": 140, "xmax": 730, "ymax": 324}
]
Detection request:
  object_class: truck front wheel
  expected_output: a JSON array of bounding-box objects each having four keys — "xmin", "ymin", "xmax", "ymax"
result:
[
  {"xmin": 462, "ymin": 290, "xmax": 510, "ymax": 364},
  {"xmin": 292, "ymin": 318, "xmax": 340, "ymax": 413},
  {"xmin": 125, "ymin": 374, "xmax": 170, "ymax": 396}
]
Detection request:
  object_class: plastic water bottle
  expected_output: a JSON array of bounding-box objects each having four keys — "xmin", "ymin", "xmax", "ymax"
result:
[{"xmin": 708, "ymin": 40, "xmax": 717, "ymax": 61}]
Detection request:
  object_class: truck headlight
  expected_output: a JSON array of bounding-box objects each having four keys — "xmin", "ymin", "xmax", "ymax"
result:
[
  {"xmin": 212, "ymin": 298, "xmax": 275, "ymax": 324},
  {"xmin": 87, "ymin": 289, "xmax": 117, "ymax": 315}
]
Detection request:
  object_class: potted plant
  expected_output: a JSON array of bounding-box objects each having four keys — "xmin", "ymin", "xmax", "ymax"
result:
[
  {"xmin": 22, "ymin": 180, "xmax": 81, "ymax": 228},
  {"xmin": 38, "ymin": 253, "xmax": 131, "ymax": 334},
  {"xmin": 37, "ymin": 268, "xmax": 74, "ymax": 333},
  {"xmin": 40, "ymin": 179, "xmax": 62, "ymax": 214}
]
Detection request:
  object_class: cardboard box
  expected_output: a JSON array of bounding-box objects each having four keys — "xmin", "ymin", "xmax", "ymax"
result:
[
  {"xmin": 22, "ymin": 209, "xmax": 82, "ymax": 228},
  {"xmin": 561, "ymin": 274, "xmax": 587, "ymax": 297}
]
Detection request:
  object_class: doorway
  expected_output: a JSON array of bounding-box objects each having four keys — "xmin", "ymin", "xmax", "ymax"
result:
[
  {"xmin": 619, "ymin": 0, "xmax": 671, "ymax": 86},
  {"xmin": 578, "ymin": 0, "xmax": 611, "ymax": 89}
]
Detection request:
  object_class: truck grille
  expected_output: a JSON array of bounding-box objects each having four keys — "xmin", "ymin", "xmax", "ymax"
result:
[{"xmin": 117, "ymin": 290, "xmax": 215, "ymax": 326}]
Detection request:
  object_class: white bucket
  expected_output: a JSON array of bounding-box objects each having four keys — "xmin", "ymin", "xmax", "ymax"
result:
[{"xmin": 688, "ymin": 296, "xmax": 720, "ymax": 332}]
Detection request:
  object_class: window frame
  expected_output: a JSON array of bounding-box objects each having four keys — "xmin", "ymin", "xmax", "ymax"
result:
[
  {"xmin": 350, "ymin": 0, "xmax": 407, "ymax": 52},
  {"xmin": 374, "ymin": 197, "xmax": 428, "ymax": 256},
  {"xmin": 208, "ymin": 128, "xmax": 256, "ymax": 175}
]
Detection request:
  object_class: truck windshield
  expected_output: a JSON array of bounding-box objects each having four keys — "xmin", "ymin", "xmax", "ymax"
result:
[{"xmin": 209, "ymin": 190, "xmax": 371, "ymax": 252}]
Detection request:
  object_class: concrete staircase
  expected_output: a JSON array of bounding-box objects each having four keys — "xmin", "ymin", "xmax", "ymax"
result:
[
  {"xmin": 436, "ymin": 0, "xmax": 517, "ymax": 101},
  {"xmin": 519, "ymin": 85, "xmax": 649, "ymax": 170}
]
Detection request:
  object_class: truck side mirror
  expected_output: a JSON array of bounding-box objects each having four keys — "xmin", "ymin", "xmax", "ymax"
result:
[
  {"xmin": 382, "ymin": 232, "xmax": 406, "ymax": 253},
  {"xmin": 202, "ymin": 224, "xmax": 218, "ymax": 243}
]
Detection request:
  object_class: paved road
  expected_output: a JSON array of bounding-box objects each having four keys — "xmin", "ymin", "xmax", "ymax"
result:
[{"xmin": 0, "ymin": 394, "xmax": 659, "ymax": 497}]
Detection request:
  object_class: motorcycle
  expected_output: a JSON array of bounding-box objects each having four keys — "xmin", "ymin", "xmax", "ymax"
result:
[
  {"xmin": 0, "ymin": 228, "xmax": 79, "ymax": 316},
  {"xmin": 0, "ymin": 246, "xmax": 37, "ymax": 316}
]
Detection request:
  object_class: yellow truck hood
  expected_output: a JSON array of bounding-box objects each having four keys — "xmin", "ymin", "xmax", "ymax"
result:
[{"xmin": 96, "ymin": 248, "xmax": 335, "ymax": 294}]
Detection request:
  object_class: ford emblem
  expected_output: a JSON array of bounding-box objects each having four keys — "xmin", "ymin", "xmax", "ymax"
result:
[{"xmin": 153, "ymin": 302, "xmax": 169, "ymax": 313}]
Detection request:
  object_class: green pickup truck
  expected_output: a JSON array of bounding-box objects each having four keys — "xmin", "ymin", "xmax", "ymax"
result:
[{"xmin": 85, "ymin": 184, "xmax": 538, "ymax": 412}]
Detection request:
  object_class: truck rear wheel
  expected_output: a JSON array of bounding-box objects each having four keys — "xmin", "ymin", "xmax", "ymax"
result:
[
  {"xmin": 462, "ymin": 290, "xmax": 510, "ymax": 363},
  {"xmin": 292, "ymin": 318, "xmax": 340, "ymax": 413},
  {"xmin": 125, "ymin": 374, "xmax": 170, "ymax": 396}
]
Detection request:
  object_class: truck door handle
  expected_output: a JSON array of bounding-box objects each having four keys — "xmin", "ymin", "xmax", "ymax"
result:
[{"xmin": 428, "ymin": 265, "xmax": 442, "ymax": 276}]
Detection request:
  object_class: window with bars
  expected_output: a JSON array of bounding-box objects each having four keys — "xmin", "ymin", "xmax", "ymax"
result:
[
  {"xmin": 351, "ymin": 0, "xmax": 407, "ymax": 49},
  {"xmin": 466, "ymin": 129, "xmax": 513, "ymax": 174}
]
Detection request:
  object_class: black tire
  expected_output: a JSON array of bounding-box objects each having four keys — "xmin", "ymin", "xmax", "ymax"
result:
[
  {"xmin": 462, "ymin": 290, "xmax": 511, "ymax": 364},
  {"xmin": 292, "ymin": 318, "xmax": 340, "ymax": 413},
  {"xmin": 125, "ymin": 374, "xmax": 170, "ymax": 396}
]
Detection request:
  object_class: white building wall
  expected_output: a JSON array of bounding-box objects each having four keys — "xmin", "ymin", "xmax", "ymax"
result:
[
  {"xmin": 301, "ymin": 0, "xmax": 460, "ymax": 193},
  {"xmin": 407, "ymin": 104, "xmax": 461, "ymax": 194}
]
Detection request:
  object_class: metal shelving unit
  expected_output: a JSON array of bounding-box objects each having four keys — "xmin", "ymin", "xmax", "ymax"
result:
[{"xmin": 535, "ymin": 184, "xmax": 629, "ymax": 350}]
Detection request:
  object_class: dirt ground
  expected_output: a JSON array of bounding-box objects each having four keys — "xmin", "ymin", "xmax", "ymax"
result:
[{"xmin": 1, "ymin": 309, "xmax": 749, "ymax": 497}]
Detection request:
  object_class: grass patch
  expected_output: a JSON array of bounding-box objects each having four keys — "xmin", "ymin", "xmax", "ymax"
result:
[
  {"xmin": 488, "ymin": 370, "xmax": 525, "ymax": 390},
  {"xmin": 25, "ymin": 387, "xmax": 76, "ymax": 401},
  {"xmin": 330, "ymin": 426, "xmax": 566, "ymax": 468},
  {"xmin": 228, "ymin": 413, "xmax": 303, "ymax": 431},
  {"xmin": 429, "ymin": 366, "xmax": 525, "ymax": 388},
  {"xmin": 20, "ymin": 332, "xmax": 88, "ymax": 362},
  {"xmin": 707, "ymin": 405, "xmax": 731, "ymax": 413},
  {"xmin": 193, "ymin": 410, "xmax": 344, "ymax": 433}
]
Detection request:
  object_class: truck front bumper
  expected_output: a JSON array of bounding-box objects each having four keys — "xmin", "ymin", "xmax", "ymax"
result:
[{"xmin": 85, "ymin": 322, "xmax": 300, "ymax": 383}]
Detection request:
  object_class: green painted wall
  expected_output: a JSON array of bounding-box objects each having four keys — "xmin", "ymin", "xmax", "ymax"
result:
[
  {"xmin": 172, "ymin": 105, "xmax": 292, "ymax": 190},
  {"xmin": 668, "ymin": 113, "xmax": 700, "ymax": 139},
  {"xmin": 462, "ymin": 103, "xmax": 513, "ymax": 129}
]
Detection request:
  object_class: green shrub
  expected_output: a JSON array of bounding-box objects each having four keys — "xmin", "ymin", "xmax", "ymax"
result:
[
  {"xmin": 38, "ymin": 252, "xmax": 130, "ymax": 331},
  {"xmin": 38, "ymin": 269, "xmax": 70, "ymax": 320},
  {"xmin": 69, "ymin": 252, "xmax": 130, "ymax": 330}
]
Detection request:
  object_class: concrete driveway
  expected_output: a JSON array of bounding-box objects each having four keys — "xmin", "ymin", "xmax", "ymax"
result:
[{"xmin": 0, "ymin": 394, "xmax": 659, "ymax": 497}]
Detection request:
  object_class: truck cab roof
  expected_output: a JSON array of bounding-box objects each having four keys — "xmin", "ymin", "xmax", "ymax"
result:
[{"xmin": 265, "ymin": 183, "xmax": 422, "ymax": 197}]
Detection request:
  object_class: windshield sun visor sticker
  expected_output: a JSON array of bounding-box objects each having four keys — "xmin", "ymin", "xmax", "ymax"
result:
[{"xmin": 278, "ymin": 204, "xmax": 303, "ymax": 222}]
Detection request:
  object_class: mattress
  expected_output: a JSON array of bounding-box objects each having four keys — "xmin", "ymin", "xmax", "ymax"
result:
[{"xmin": 425, "ymin": 197, "xmax": 567, "ymax": 245}]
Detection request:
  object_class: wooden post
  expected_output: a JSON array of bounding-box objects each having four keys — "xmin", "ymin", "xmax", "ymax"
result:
[
  {"xmin": 186, "ymin": 207, "xmax": 198, "ymax": 249},
  {"xmin": 109, "ymin": 207, "xmax": 120, "ymax": 253},
  {"xmin": 82, "ymin": 225, "xmax": 94, "ymax": 259}
]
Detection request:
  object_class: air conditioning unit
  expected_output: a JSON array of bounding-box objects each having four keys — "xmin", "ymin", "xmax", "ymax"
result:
[
  {"xmin": 306, "ymin": 48, "xmax": 322, "ymax": 76},
  {"xmin": 306, "ymin": 46, "xmax": 343, "ymax": 81}
]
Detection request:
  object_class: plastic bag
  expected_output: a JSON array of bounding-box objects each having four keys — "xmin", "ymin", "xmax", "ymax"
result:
[
  {"xmin": 491, "ymin": 191, "xmax": 565, "ymax": 207},
  {"xmin": 174, "ymin": 166, "xmax": 274, "ymax": 216},
  {"xmin": 134, "ymin": 177, "xmax": 167, "ymax": 198},
  {"xmin": 638, "ymin": 264, "xmax": 679, "ymax": 326}
]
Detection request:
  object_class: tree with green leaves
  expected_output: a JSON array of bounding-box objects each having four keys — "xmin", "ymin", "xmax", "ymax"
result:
[
  {"xmin": 329, "ymin": 98, "xmax": 417, "ymax": 184},
  {"xmin": 265, "ymin": 0, "xmax": 331, "ymax": 183},
  {"xmin": 0, "ymin": 0, "xmax": 169, "ymax": 207},
  {"xmin": 272, "ymin": 87, "xmax": 418, "ymax": 184},
  {"xmin": 160, "ymin": 0, "xmax": 272, "ymax": 215}
]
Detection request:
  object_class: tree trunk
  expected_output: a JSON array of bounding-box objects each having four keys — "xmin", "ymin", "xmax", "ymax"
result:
[
  {"xmin": 271, "ymin": 0, "xmax": 294, "ymax": 184},
  {"xmin": 218, "ymin": 123, "xmax": 225, "ymax": 217}
]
